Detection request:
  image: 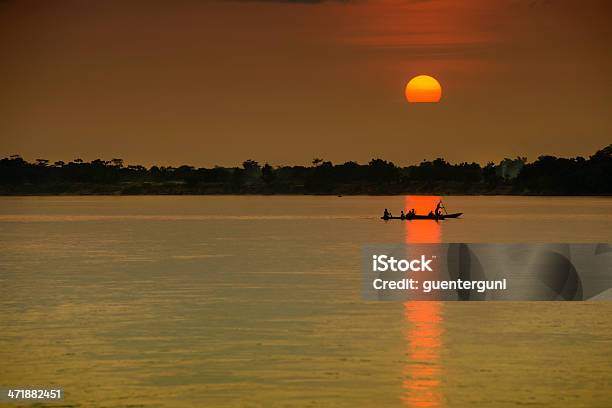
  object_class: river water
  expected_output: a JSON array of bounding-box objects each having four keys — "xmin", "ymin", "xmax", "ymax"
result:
[{"xmin": 0, "ymin": 196, "xmax": 611, "ymax": 407}]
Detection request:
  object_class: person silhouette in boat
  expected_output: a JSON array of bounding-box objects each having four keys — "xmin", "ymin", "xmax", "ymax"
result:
[
  {"xmin": 383, "ymin": 208, "xmax": 391, "ymax": 219},
  {"xmin": 400, "ymin": 210, "xmax": 405, "ymax": 219},
  {"xmin": 434, "ymin": 201, "xmax": 442, "ymax": 217}
]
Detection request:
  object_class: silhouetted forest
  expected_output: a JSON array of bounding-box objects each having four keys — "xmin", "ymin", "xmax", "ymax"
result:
[{"xmin": 1, "ymin": 145, "xmax": 610, "ymax": 195}]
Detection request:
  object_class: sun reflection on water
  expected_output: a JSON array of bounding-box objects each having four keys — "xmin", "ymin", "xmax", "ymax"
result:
[{"xmin": 402, "ymin": 196, "xmax": 445, "ymax": 408}]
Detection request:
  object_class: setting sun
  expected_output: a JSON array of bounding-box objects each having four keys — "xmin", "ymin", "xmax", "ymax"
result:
[{"xmin": 405, "ymin": 75, "xmax": 442, "ymax": 103}]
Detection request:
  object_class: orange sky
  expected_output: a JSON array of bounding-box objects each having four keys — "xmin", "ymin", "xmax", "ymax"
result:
[{"xmin": 0, "ymin": 0, "xmax": 611, "ymax": 167}]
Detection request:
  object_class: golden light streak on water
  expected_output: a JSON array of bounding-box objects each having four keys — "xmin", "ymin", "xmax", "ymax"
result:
[{"xmin": 403, "ymin": 196, "xmax": 445, "ymax": 408}]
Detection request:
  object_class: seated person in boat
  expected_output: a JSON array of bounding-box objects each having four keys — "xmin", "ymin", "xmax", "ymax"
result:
[
  {"xmin": 400, "ymin": 210, "xmax": 405, "ymax": 219},
  {"xmin": 383, "ymin": 208, "xmax": 391, "ymax": 218}
]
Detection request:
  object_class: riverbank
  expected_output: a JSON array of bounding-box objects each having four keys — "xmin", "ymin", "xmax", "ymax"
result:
[{"xmin": 2, "ymin": 145, "xmax": 610, "ymax": 196}]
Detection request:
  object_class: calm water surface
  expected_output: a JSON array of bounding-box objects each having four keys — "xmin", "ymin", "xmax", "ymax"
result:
[{"xmin": 0, "ymin": 196, "xmax": 611, "ymax": 407}]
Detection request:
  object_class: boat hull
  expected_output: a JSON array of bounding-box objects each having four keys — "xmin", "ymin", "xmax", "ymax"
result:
[{"xmin": 381, "ymin": 212, "xmax": 462, "ymax": 221}]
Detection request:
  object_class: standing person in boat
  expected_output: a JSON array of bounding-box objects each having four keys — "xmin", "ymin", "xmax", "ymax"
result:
[{"xmin": 435, "ymin": 201, "xmax": 443, "ymax": 217}]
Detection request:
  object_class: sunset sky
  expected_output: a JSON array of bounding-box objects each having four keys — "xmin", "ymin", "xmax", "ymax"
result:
[{"xmin": 1, "ymin": 0, "xmax": 610, "ymax": 167}]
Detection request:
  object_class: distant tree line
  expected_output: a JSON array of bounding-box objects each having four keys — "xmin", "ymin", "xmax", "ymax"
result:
[{"xmin": 0, "ymin": 145, "xmax": 610, "ymax": 195}]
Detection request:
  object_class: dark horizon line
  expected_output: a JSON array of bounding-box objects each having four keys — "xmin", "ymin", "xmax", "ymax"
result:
[
  {"xmin": 4, "ymin": 144, "xmax": 611, "ymax": 170},
  {"xmin": 1, "ymin": 144, "xmax": 610, "ymax": 196}
]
